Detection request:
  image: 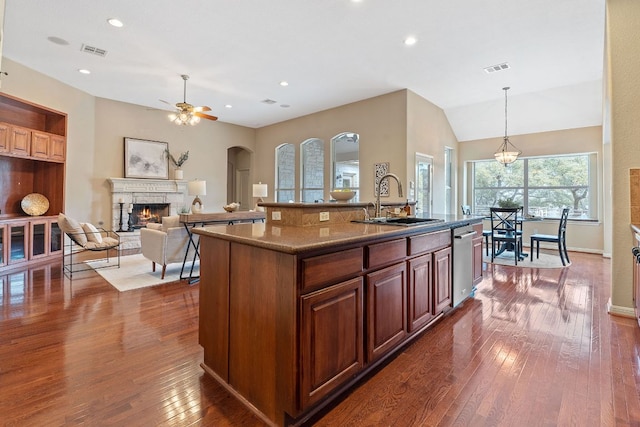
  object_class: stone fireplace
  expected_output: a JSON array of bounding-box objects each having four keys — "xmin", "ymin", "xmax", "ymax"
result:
[{"xmin": 108, "ymin": 178, "xmax": 188, "ymax": 249}]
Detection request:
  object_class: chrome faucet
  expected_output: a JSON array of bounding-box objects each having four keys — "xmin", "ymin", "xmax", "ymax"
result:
[{"xmin": 375, "ymin": 173, "xmax": 403, "ymax": 218}]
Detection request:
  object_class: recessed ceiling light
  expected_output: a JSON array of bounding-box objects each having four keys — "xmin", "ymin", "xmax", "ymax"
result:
[
  {"xmin": 225, "ymin": 104, "xmax": 233, "ymax": 109},
  {"xmin": 280, "ymin": 104, "xmax": 290, "ymax": 108},
  {"xmin": 280, "ymin": 81, "xmax": 289, "ymax": 87},
  {"xmin": 404, "ymin": 36, "xmax": 417, "ymax": 46},
  {"xmin": 107, "ymin": 18, "xmax": 124, "ymax": 28},
  {"xmin": 78, "ymin": 69, "xmax": 91, "ymax": 74}
]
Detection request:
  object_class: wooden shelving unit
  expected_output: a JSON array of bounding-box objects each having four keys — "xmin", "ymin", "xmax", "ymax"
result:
[{"xmin": 0, "ymin": 93, "xmax": 67, "ymax": 271}]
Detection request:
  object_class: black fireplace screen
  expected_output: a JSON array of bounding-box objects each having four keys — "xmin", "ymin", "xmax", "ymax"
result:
[{"xmin": 130, "ymin": 203, "xmax": 169, "ymax": 229}]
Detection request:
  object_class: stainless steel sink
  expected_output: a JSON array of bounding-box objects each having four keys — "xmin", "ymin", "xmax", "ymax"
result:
[{"xmin": 352, "ymin": 217, "xmax": 444, "ymax": 227}]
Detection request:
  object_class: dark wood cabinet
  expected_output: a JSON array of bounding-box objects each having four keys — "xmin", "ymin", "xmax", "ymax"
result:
[
  {"xmin": 301, "ymin": 277, "xmax": 364, "ymax": 407},
  {"xmin": 407, "ymin": 254, "xmax": 434, "ymax": 332},
  {"xmin": 196, "ymin": 220, "xmax": 482, "ymax": 426},
  {"xmin": 366, "ymin": 262, "xmax": 407, "ymax": 362},
  {"xmin": 434, "ymin": 246, "xmax": 452, "ymax": 313}
]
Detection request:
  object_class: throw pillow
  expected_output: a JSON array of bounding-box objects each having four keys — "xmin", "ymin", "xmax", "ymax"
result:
[
  {"xmin": 58, "ymin": 213, "xmax": 88, "ymax": 246},
  {"xmin": 82, "ymin": 222, "xmax": 103, "ymax": 244}
]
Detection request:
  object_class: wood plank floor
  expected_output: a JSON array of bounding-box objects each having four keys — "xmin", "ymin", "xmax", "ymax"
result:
[{"xmin": 0, "ymin": 251, "xmax": 638, "ymax": 426}]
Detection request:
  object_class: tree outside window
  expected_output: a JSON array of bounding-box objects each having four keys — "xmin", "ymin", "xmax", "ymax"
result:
[{"xmin": 473, "ymin": 154, "xmax": 594, "ymax": 219}]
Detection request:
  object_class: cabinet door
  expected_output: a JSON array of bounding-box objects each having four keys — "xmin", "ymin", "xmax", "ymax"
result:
[
  {"xmin": 0, "ymin": 122, "xmax": 8, "ymax": 153},
  {"xmin": 30, "ymin": 220, "xmax": 49, "ymax": 259},
  {"xmin": 49, "ymin": 135, "xmax": 66, "ymax": 162},
  {"xmin": 407, "ymin": 254, "xmax": 434, "ymax": 332},
  {"xmin": 0, "ymin": 223, "xmax": 7, "ymax": 268},
  {"xmin": 433, "ymin": 246, "xmax": 452, "ymax": 313},
  {"xmin": 472, "ymin": 235, "xmax": 483, "ymax": 285},
  {"xmin": 9, "ymin": 126, "xmax": 31, "ymax": 157},
  {"xmin": 31, "ymin": 131, "xmax": 50, "ymax": 159},
  {"xmin": 8, "ymin": 222, "xmax": 29, "ymax": 265},
  {"xmin": 301, "ymin": 277, "xmax": 364, "ymax": 408},
  {"xmin": 366, "ymin": 263, "xmax": 407, "ymax": 362},
  {"xmin": 50, "ymin": 220, "xmax": 63, "ymax": 255}
]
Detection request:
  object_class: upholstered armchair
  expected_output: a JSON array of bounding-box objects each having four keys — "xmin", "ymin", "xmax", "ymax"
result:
[{"xmin": 140, "ymin": 215, "xmax": 197, "ymax": 279}]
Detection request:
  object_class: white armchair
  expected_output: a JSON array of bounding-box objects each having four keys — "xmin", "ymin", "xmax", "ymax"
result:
[{"xmin": 140, "ymin": 216, "xmax": 197, "ymax": 279}]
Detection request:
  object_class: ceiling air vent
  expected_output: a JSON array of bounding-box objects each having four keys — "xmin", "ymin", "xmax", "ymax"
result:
[
  {"xmin": 261, "ymin": 99, "xmax": 277, "ymax": 105},
  {"xmin": 81, "ymin": 44, "xmax": 108, "ymax": 57},
  {"xmin": 484, "ymin": 62, "xmax": 510, "ymax": 74}
]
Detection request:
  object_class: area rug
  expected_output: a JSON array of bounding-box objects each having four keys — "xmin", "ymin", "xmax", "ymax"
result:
[
  {"xmin": 85, "ymin": 253, "xmax": 199, "ymax": 291},
  {"xmin": 483, "ymin": 250, "xmax": 570, "ymax": 269}
]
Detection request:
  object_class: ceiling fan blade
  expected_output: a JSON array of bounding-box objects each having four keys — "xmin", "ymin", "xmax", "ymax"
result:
[
  {"xmin": 195, "ymin": 112, "xmax": 218, "ymax": 121},
  {"xmin": 194, "ymin": 105, "xmax": 212, "ymax": 112},
  {"xmin": 159, "ymin": 99, "xmax": 174, "ymax": 106}
]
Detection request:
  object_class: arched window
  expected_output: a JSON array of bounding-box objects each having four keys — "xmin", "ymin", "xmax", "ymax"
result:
[
  {"xmin": 331, "ymin": 132, "xmax": 359, "ymax": 201},
  {"xmin": 275, "ymin": 143, "xmax": 296, "ymax": 202},
  {"xmin": 301, "ymin": 138, "xmax": 324, "ymax": 202}
]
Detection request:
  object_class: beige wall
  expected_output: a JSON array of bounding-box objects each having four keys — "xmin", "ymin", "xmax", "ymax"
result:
[
  {"xmin": 1, "ymin": 58, "xmax": 256, "ymax": 225},
  {"xmin": 406, "ymin": 90, "xmax": 459, "ymax": 213},
  {"xmin": 458, "ymin": 126, "xmax": 605, "ymax": 254},
  {"xmin": 606, "ymin": 0, "xmax": 640, "ymax": 314},
  {"xmin": 255, "ymin": 90, "xmax": 408, "ymax": 204},
  {"xmin": 254, "ymin": 89, "xmax": 458, "ymax": 209}
]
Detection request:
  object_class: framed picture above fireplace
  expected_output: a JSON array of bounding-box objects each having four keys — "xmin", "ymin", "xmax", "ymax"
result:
[{"xmin": 124, "ymin": 137, "xmax": 169, "ymax": 179}]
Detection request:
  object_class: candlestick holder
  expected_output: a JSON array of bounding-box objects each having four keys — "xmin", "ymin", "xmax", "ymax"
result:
[
  {"xmin": 127, "ymin": 209, "xmax": 134, "ymax": 232},
  {"xmin": 117, "ymin": 202, "xmax": 125, "ymax": 232}
]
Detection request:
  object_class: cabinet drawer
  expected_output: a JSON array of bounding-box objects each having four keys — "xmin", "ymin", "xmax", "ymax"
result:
[
  {"xmin": 301, "ymin": 247, "xmax": 363, "ymax": 291},
  {"xmin": 407, "ymin": 229, "xmax": 451, "ymax": 256},
  {"xmin": 366, "ymin": 238, "xmax": 407, "ymax": 270}
]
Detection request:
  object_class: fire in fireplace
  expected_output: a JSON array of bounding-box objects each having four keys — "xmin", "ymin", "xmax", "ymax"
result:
[{"xmin": 130, "ymin": 203, "xmax": 170, "ymax": 229}]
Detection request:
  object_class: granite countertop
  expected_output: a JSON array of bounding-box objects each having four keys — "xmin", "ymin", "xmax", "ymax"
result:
[{"xmin": 192, "ymin": 214, "xmax": 482, "ymax": 254}]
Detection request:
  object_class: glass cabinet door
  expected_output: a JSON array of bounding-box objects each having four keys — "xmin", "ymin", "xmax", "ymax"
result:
[
  {"xmin": 31, "ymin": 221, "xmax": 47, "ymax": 258},
  {"xmin": 9, "ymin": 223, "xmax": 28, "ymax": 264},
  {"xmin": 50, "ymin": 221, "xmax": 62, "ymax": 254},
  {"xmin": 0, "ymin": 224, "xmax": 6, "ymax": 267}
]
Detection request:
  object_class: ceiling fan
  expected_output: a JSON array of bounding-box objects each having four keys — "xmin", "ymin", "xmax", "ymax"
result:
[{"xmin": 161, "ymin": 74, "xmax": 217, "ymax": 125}]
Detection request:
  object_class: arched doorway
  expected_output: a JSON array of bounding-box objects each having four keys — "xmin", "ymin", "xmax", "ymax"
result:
[{"xmin": 227, "ymin": 146, "xmax": 252, "ymax": 210}]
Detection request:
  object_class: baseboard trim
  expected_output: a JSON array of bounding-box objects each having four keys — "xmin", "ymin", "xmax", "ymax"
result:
[{"xmin": 607, "ymin": 299, "xmax": 636, "ymax": 318}]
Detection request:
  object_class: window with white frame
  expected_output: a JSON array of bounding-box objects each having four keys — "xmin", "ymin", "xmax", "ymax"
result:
[
  {"xmin": 275, "ymin": 143, "xmax": 296, "ymax": 202},
  {"xmin": 444, "ymin": 147, "xmax": 453, "ymax": 215},
  {"xmin": 472, "ymin": 153, "xmax": 597, "ymax": 220},
  {"xmin": 301, "ymin": 138, "xmax": 324, "ymax": 202}
]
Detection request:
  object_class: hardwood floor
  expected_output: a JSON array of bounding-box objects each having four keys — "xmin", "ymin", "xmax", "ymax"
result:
[{"xmin": 0, "ymin": 251, "xmax": 638, "ymax": 426}]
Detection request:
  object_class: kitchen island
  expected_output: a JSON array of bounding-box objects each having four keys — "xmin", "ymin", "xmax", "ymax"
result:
[{"xmin": 193, "ymin": 211, "xmax": 483, "ymax": 426}]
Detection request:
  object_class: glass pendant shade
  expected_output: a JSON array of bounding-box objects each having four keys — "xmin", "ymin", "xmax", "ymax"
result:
[{"xmin": 494, "ymin": 87, "xmax": 521, "ymax": 165}]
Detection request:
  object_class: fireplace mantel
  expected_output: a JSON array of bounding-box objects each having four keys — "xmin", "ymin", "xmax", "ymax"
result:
[{"xmin": 108, "ymin": 178, "xmax": 187, "ymax": 194}]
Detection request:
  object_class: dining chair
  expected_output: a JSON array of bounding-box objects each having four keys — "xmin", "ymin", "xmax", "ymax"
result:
[
  {"xmin": 530, "ymin": 207, "xmax": 570, "ymax": 266},
  {"xmin": 461, "ymin": 205, "xmax": 492, "ymax": 255},
  {"xmin": 490, "ymin": 207, "xmax": 523, "ymax": 265}
]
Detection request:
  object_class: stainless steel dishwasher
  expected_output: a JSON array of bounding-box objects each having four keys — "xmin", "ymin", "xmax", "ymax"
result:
[{"xmin": 452, "ymin": 224, "xmax": 477, "ymax": 307}]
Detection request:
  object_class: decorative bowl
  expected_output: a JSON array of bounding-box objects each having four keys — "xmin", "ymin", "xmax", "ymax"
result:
[
  {"xmin": 330, "ymin": 190, "xmax": 356, "ymax": 202},
  {"xmin": 223, "ymin": 203, "xmax": 239, "ymax": 212},
  {"xmin": 21, "ymin": 193, "xmax": 50, "ymax": 216}
]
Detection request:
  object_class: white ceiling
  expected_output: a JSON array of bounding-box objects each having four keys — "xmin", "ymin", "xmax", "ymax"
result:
[{"xmin": 2, "ymin": 0, "xmax": 606, "ymax": 141}]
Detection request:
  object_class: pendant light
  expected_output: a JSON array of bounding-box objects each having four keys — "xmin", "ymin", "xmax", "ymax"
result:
[{"xmin": 494, "ymin": 86, "xmax": 521, "ymax": 165}]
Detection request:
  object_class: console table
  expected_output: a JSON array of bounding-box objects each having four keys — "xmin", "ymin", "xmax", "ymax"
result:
[{"xmin": 179, "ymin": 211, "xmax": 266, "ymax": 283}]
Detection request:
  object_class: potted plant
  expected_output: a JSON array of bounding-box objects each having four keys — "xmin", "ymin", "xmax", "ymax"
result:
[
  {"xmin": 166, "ymin": 150, "xmax": 189, "ymax": 179},
  {"xmin": 497, "ymin": 198, "xmax": 520, "ymax": 208}
]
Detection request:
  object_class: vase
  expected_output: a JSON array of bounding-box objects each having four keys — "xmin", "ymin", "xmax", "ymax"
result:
[{"xmin": 174, "ymin": 169, "xmax": 184, "ymax": 180}]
